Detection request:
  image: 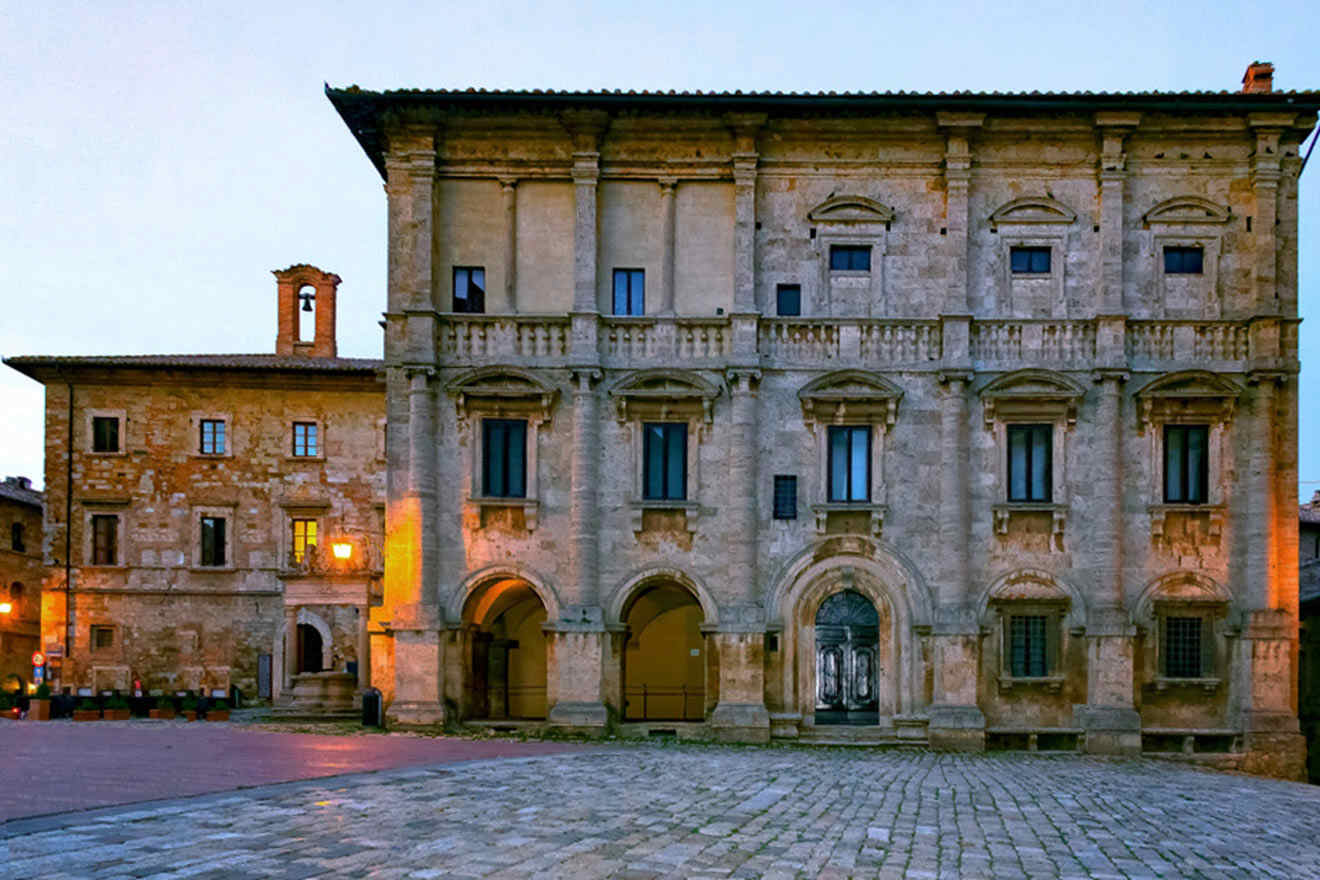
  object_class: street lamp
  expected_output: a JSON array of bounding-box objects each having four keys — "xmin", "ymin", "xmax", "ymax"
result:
[{"xmin": 0, "ymin": 602, "xmax": 12, "ymax": 615}]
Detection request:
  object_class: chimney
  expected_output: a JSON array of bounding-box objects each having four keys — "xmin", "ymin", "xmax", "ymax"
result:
[
  {"xmin": 273, "ymin": 264, "xmax": 342, "ymax": 358},
  {"xmin": 1242, "ymin": 61, "xmax": 1274, "ymax": 94},
  {"xmin": 5, "ymin": 476, "xmax": 32, "ymax": 490}
]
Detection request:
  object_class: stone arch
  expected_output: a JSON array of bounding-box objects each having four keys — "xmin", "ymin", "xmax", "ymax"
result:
[
  {"xmin": 975, "ymin": 568, "xmax": 1088, "ymax": 630},
  {"xmin": 807, "ymin": 194, "xmax": 896, "ymax": 224},
  {"xmin": 448, "ymin": 563, "xmax": 561, "ymax": 625},
  {"xmin": 988, "ymin": 195, "xmax": 1077, "ymax": 227},
  {"xmin": 1133, "ymin": 570, "xmax": 1234, "ymax": 624},
  {"xmin": 605, "ymin": 564, "xmax": 720, "ymax": 627},
  {"xmin": 767, "ymin": 536, "xmax": 934, "ymax": 628},
  {"xmin": 273, "ymin": 607, "xmax": 334, "ymax": 695},
  {"xmin": 1142, "ymin": 195, "xmax": 1232, "ymax": 226}
]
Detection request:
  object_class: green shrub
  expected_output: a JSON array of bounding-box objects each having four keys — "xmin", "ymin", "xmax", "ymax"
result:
[
  {"xmin": 180, "ymin": 695, "xmax": 199, "ymax": 711},
  {"xmin": 34, "ymin": 683, "xmax": 51, "ymax": 699},
  {"xmin": 155, "ymin": 696, "xmax": 175, "ymax": 710},
  {"xmin": 209, "ymin": 699, "xmax": 229, "ymax": 712},
  {"xmin": 77, "ymin": 698, "xmax": 99, "ymax": 711},
  {"xmin": 104, "ymin": 696, "xmax": 130, "ymax": 710},
  {"xmin": 0, "ymin": 693, "xmax": 13, "ymax": 710}
]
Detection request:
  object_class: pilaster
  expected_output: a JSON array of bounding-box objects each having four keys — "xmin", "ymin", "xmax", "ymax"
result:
[
  {"xmin": 545, "ymin": 622, "xmax": 610, "ymax": 732},
  {"xmin": 708, "ymin": 623, "xmax": 770, "ymax": 743},
  {"xmin": 499, "ymin": 177, "xmax": 518, "ymax": 312},
  {"xmin": 1095, "ymin": 113, "xmax": 1139, "ymax": 314},
  {"xmin": 938, "ymin": 112, "xmax": 983, "ymax": 314},
  {"xmin": 658, "ymin": 177, "xmax": 677, "ymax": 314},
  {"xmin": 1248, "ymin": 114, "xmax": 1292, "ymax": 314},
  {"xmin": 563, "ymin": 110, "xmax": 609, "ymax": 313},
  {"xmin": 726, "ymin": 113, "xmax": 765, "ymax": 314},
  {"xmin": 383, "ymin": 128, "xmax": 436, "ymax": 313}
]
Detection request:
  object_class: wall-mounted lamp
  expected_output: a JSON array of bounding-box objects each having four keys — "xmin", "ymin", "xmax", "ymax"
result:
[
  {"xmin": 331, "ymin": 542, "xmax": 353, "ymax": 561},
  {"xmin": 0, "ymin": 602, "xmax": 12, "ymax": 615}
]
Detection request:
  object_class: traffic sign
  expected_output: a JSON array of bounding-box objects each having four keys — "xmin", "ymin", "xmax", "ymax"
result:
[{"xmin": 31, "ymin": 651, "xmax": 45, "ymax": 667}]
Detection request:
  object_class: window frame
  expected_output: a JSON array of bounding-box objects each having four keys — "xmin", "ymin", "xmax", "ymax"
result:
[
  {"xmin": 290, "ymin": 516, "xmax": 319, "ymax": 565},
  {"xmin": 453, "ymin": 266, "xmax": 486, "ymax": 314},
  {"xmin": 828, "ymin": 244, "xmax": 872, "ymax": 273},
  {"xmin": 999, "ymin": 235, "xmax": 1066, "ymax": 318},
  {"xmin": 11, "ymin": 522, "xmax": 24, "ymax": 553},
  {"xmin": 86, "ymin": 410, "xmax": 126, "ymax": 455},
  {"xmin": 192, "ymin": 506, "xmax": 234, "ymax": 569},
  {"xmin": 641, "ymin": 422, "xmax": 688, "ymax": 502},
  {"xmin": 775, "ymin": 284, "xmax": 802, "ymax": 317},
  {"xmin": 1009, "ymin": 246, "xmax": 1052, "ymax": 274},
  {"xmin": 90, "ymin": 625, "xmax": 115, "ymax": 652},
  {"xmin": 826, "ymin": 425, "xmax": 872, "ymax": 503},
  {"xmin": 1006, "ymin": 423, "xmax": 1054, "ymax": 503},
  {"xmin": 994, "ymin": 602, "xmax": 1066, "ymax": 685},
  {"xmin": 1162, "ymin": 424, "xmax": 1210, "ymax": 504},
  {"xmin": 199, "ymin": 515, "xmax": 227, "ymax": 568},
  {"xmin": 89, "ymin": 513, "xmax": 119, "ymax": 566},
  {"xmin": 1162, "ymin": 245, "xmax": 1204, "ymax": 275},
  {"xmin": 481, "ymin": 418, "xmax": 529, "ymax": 500},
  {"xmin": 199, "ymin": 418, "xmax": 227, "ymax": 456},
  {"xmin": 612, "ymin": 268, "xmax": 646, "ymax": 316},
  {"xmin": 772, "ymin": 475, "xmax": 798, "ymax": 520},
  {"xmin": 290, "ymin": 420, "xmax": 322, "ymax": 459},
  {"xmin": 1154, "ymin": 604, "xmax": 1221, "ymax": 683}
]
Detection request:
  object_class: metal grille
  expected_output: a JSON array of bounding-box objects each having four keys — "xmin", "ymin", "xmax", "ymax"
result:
[
  {"xmin": 1165, "ymin": 616, "xmax": 1203, "ymax": 678},
  {"xmin": 1009, "ymin": 615, "xmax": 1047, "ymax": 677},
  {"xmin": 773, "ymin": 475, "xmax": 797, "ymax": 519}
]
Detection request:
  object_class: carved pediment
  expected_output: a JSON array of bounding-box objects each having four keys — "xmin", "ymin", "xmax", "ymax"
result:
[
  {"xmin": 807, "ymin": 194, "xmax": 895, "ymax": 225},
  {"xmin": 979, "ymin": 369, "xmax": 1085, "ymax": 427},
  {"xmin": 988, "ymin": 570, "xmax": 1070, "ymax": 604},
  {"xmin": 447, "ymin": 366, "xmax": 558, "ymax": 422},
  {"xmin": 988, "ymin": 196, "xmax": 1077, "ymax": 227},
  {"xmin": 1136, "ymin": 370, "xmax": 1241, "ymax": 429},
  {"xmin": 609, "ymin": 369, "xmax": 722, "ymax": 423},
  {"xmin": 1138, "ymin": 571, "xmax": 1232, "ymax": 621},
  {"xmin": 798, "ymin": 370, "xmax": 904, "ymax": 426},
  {"xmin": 1142, "ymin": 196, "xmax": 1231, "ymax": 226}
]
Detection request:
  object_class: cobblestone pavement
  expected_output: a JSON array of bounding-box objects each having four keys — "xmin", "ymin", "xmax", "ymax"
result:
[
  {"xmin": 0, "ymin": 720, "xmax": 589, "ymax": 821},
  {"xmin": 8, "ymin": 745, "xmax": 1320, "ymax": 879}
]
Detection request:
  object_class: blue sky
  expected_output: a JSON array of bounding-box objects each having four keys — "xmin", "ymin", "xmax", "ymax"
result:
[{"xmin": 3, "ymin": 1, "xmax": 1318, "ymax": 498}]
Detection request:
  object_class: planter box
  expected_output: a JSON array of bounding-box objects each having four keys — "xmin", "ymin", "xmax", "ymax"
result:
[
  {"xmin": 206, "ymin": 710, "xmax": 230, "ymax": 722},
  {"xmin": 148, "ymin": 708, "xmax": 176, "ymax": 720},
  {"xmin": 72, "ymin": 709, "xmax": 101, "ymax": 722},
  {"xmin": 103, "ymin": 709, "xmax": 131, "ymax": 721},
  {"xmin": 29, "ymin": 699, "xmax": 50, "ymax": 721},
  {"xmin": 182, "ymin": 710, "xmax": 198, "ymax": 721}
]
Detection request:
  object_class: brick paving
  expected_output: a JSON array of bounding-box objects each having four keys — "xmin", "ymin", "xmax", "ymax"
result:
[
  {"xmin": 0, "ymin": 720, "xmax": 589, "ymax": 821},
  {"xmin": 6, "ymin": 742, "xmax": 1320, "ymax": 879}
]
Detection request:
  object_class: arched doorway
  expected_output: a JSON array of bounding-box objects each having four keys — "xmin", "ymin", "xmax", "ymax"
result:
[
  {"xmin": 622, "ymin": 582, "xmax": 705, "ymax": 721},
  {"xmin": 298, "ymin": 624, "xmax": 324, "ymax": 674},
  {"xmin": 814, "ymin": 590, "xmax": 879, "ymax": 725},
  {"xmin": 462, "ymin": 579, "xmax": 548, "ymax": 720}
]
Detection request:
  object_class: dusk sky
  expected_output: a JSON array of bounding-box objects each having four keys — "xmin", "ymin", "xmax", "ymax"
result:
[{"xmin": 3, "ymin": 1, "xmax": 1318, "ymax": 497}]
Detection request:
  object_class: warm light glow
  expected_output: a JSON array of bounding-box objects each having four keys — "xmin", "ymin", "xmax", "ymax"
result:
[
  {"xmin": 332, "ymin": 542, "xmax": 352, "ymax": 560},
  {"xmin": 0, "ymin": 602, "xmax": 11, "ymax": 615}
]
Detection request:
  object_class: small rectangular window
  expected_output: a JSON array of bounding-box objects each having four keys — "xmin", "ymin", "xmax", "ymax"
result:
[
  {"xmin": 1163, "ymin": 246, "xmax": 1204, "ymax": 275},
  {"xmin": 92, "ymin": 416, "xmax": 120, "ymax": 453},
  {"xmin": 91, "ymin": 514, "xmax": 118, "ymax": 565},
  {"xmin": 827, "ymin": 426, "xmax": 870, "ymax": 503},
  {"xmin": 1007, "ymin": 424, "xmax": 1052, "ymax": 502},
  {"xmin": 11, "ymin": 523, "xmax": 24, "ymax": 553},
  {"xmin": 829, "ymin": 245, "xmax": 871, "ymax": 272},
  {"xmin": 199, "ymin": 419, "xmax": 226, "ymax": 455},
  {"xmin": 776, "ymin": 284, "xmax": 801, "ymax": 317},
  {"xmin": 1009, "ymin": 615, "xmax": 1048, "ymax": 677},
  {"xmin": 612, "ymin": 269, "xmax": 645, "ymax": 316},
  {"xmin": 482, "ymin": 419, "xmax": 528, "ymax": 499},
  {"xmin": 643, "ymin": 423, "xmax": 687, "ymax": 501},
  {"xmin": 1164, "ymin": 616, "xmax": 1204, "ymax": 677},
  {"xmin": 453, "ymin": 266, "xmax": 486, "ymax": 313},
  {"xmin": 292, "ymin": 422, "xmax": 318, "ymax": 457},
  {"xmin": 773, "ymin": 475, "xmax": 798, "ymax": 520},
  {"xmin": 1010, "ymin": 246, "xmax": 1052, "ymax": 274},
  {"xmin": 291, "ymin": 518, "xmax": 318, "ymax": 564},
  {"xmin": 91, "ymin": 625, "xmax": 114, "ymax": 651},
  {"xmin": 1164, "ymin": 425, "xmax": 1209, "ymax": 504},
  {"xmin": 200, "ymin": 516, "xmax": 226, "ymax": 567}
]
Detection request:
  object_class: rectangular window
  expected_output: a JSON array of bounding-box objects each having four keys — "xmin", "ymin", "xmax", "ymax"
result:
[
  {"xmin": 612, "ymin": 269, "xmax": 645, "ymax": 316},
  {"xmin": 1163, "ymin": 246, "xmax": 1204, "ymax": 275},
  {"xmin": 642, "ymin": 423, "xmax": 687, "ymax": 501},
  {"xmin": 91, "ymin": 514, "xmax": 118, "ymax": 565},
  {"xmin": 1164, "ymin": 616, "xmax": 1204, "ymax": 678},
  {"xmin": 200, "ymin": 516, "xmax": 227, "ymax": 567},
  {"xmin": 199, "ymin": 419, "xmax": 226, "ymax": 455},
  {"xmin": 11, "ymin": 523, "xmax": 24, "ymax": 553},
  {"xmin": 1164, "ymin": 425, "xmax": 1209, "ymax": 504},
  {"xmin": 453, "ymin": 266, "xmax": 486, "ymax": 313},
  {"xmin": 1007, "ymin": 424, "xmax": 1052, "ymax": 502},
  {"xmin": 776, "ymin": 284, "xmax": 801, "ymax": 317},
  {"xmin": 1009, "ymin": 615, "xmax": 1048, "ymax": 677},
  {"xmin": 92, "ymin": 416, "xmax": 120, "ymax": 453},
  {"xmin": 829, "ymin": 245, "xmax": 871, "ymax": 272},
  {"xmin": 827, "ymin": 426, "xmax": 870, "ymax": 503},
  {"xmin": 91, "ymin": 625, "xmax": 114, "ymax": 651},
  {"xmin": 482, "ymin": 419, "xmax": 527, "ymax": 499},
  {"xmin": 292, "ymin": 422, "xmax": 318, "ymax": 457},
  {"xmin": 1010, "ymin": 246, "xmax": 1052, "ymax": 274},
  {"xmin": 291, "ymin": 518, "xmax": 318, "ymax": 564},
  {"xmin": 773, "ymin": 475, "xmax": 798, "ymax": 520}
]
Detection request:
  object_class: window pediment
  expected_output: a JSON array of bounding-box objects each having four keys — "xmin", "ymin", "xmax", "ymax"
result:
[
  {"xmin": 1142, "ymin": 196, "xmax": 1231, "ymax": 227},
  {"xmin": 798, "ymin": 370, "xmax": 903, "ymax": 426},
  {"xmin": 807, "ymin": 195, "xmax": 895, "ymax": 226},
  {"xmin": 1137, "ymin": 571, "xmax": 1232, "ymax": 621},
  {"xmin": 979, "ymin": 369, "xmax": 1085, "ymax": 427},
  {"xmin": 988, "ymin": 196, "xmax": 1077, "ymax": 228},
  {"xmin": 1136, "ymin": 370, "xmax": 1241, "ymax": 430},
  {"xmin": 988, "ymin": 571, "xmax": 1070, "ymax": 605},
  {"xmin": 609, "ymin": 369, "xmax": 722, "ymax": 423},
  {"xmin": 448, "ymin": 366, "xmax": 558, "ymax": 422}
]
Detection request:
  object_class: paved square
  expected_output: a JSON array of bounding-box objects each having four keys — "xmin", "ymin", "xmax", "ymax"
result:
[{"xmin": 6, "ymin": 742, "xmax": 1320, "ymax": 879}]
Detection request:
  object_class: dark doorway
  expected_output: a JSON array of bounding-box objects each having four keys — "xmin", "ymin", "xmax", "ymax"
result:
[
  {"xmin": 297, "ymin": 623, "xmax": 323, "ymax": 674},
  {"xmin": 815, "ymin": 590, "xmax": 879, "ymax": 725}
]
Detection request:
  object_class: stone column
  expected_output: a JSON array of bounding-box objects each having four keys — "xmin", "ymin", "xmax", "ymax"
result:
[
  {"xmin": 1094, "ymin": 114, "xmax": 1138, "ymax": 314},
  {"xmin": 726, "ymin": 112, "xmax": 765, "ymax": 314},
  {"xmin": 937, "ymin": 113, "xmax": 982, "ymax": 314},
  {"xmin": 357, "ymin": 602, "xmax": 371, "ymax": 691},
  {"xmin": 659, "ymin": 177, "xmax": 677, "ymax": 314},
  {"xmin": 928, "ymin": 371, "xmax": 984, "ymax": 750},
  {"xmin": 500, "ymin": 178, "xmax": 518, "ymax": 312},
  {"xmin": 563, "ymin": 110, "xmax": 608, "ymax": 313},
  {"xmin": 283, "ymin": 605, "xmax": 298, "ymax": 694}
]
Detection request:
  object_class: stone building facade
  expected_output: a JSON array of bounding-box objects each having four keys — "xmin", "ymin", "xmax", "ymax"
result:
[
  {"xmin": 330, "ymin": 63, "xmax": 1317, "ymax": 778},
  {"xmin": 5, "ymin": 266, "xmax": 385, "ymax": 700},
  {"xmin": 0, "ymin": 476, "xmax": 45, "ymax": 693}
]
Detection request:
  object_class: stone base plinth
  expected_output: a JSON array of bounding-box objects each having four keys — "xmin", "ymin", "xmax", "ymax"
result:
[
  {"xmin": 1074, "ymin": 705, "xmax": 1141, "ymax": 756},
  {"xmin": 710, "ymin": 701, "xmax": 770, "ymax": 743},
  {"xmin": 272, "ymin": 672, "xmax": 358, "ymax": 721},
  {"xmin": 547, "ymin": 700, "xmax": 609, "ymax": 735},
  {"xmin": 927, "ymin": 703, "xmax": 986, "ymax": 751},
  {"xmin": 386, "ymin": 700, "xmax": 447, "ymax": 727},
  {"xmin": 1241, "ymin": 731, "xmax": 1307, "ymax": 781}
]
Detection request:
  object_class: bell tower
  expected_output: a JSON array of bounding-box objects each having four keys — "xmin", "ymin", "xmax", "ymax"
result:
[{"xmin": 274, "ymin": 264, "xmax": 341, "ymax": 358}]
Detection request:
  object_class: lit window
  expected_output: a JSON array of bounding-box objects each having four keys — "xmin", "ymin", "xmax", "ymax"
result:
[
  {"xmin": 1163, "ymin": 246, "xmax": 1204, "ymax": 275},
  {"xmin": 92, "ymin": 416, "xmax": 120, "ymax": 453},
  {"xmin": 776, "ymin": 284, "xmax": 801, "ymax": 317},
  {"xmin": 453, "ymin": 267, "xmax": 486, "ymax": 313},
  {"xmin": 1007, "ymin": 424, "xmax": 1052, "ymax": 502},
  {"xmin": 292, "ymin": 518, "xmax": 318, "ymax": 564},
  {"xmin": 613, "ymin": 269, "xmax": 645, "ymax": 316},
  {"xmin": 1010, "ymin": 246, "xmax": 1051, "ymax": 274},
  {"xmin": 200, "ymin": 419, "xmax": 226, "ymax": 455},
  {"xmin": 91, "ymin": 514, "xmax": 118, "ymax": 565},
  {"xmin": 200, "ymin": 516, "xmax": 226, "ymax": 567},
  {"xmin": 829, "ymin": 245, "xmax": 871, "ymax": 272},
  {"xmin": 773, "ymin": 475, "xmax": 798, "ymax": 520},
  {"xmin": 642, "ymin": 423, "xmax": 687, "ymax": 501},
  {"xmin": 482, "ymin": 419, "xmax": 527, "ymax": 499},
  {"xmin": 827, "ymin": 426, "xmax": 870, "ymax": 503},
  {"xmin": 292, "ymin": 422, "xmax": 318, "ymax": 457}
]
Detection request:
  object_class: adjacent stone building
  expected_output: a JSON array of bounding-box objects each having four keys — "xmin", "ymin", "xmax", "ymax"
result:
[
  {"xmin": 5, "ymin": 266, "xmax": 385, "ymax": 701},
  {"xmin": 328, "ymin": 61, "xmax": 1316, "ymax": 777},
  {"xmin": 0, "ymin": 476, "xmax": 44, "ymax": 694},
  {"xmin": 1298, "ymin": 492, "xmax": 1320, "ymax": 779}
]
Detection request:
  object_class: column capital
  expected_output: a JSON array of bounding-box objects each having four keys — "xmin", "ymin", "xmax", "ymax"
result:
[
  {"xmin": 497, "ymin": 176, "xmax": 518, "ymax": 191},
  {"xmin": 570, "ymin": 367, "xmax": 602, "ymax": 391},
  {"xmin": 725, "ymin": 367, "xmax": 761, "ymax": 393},
  {"xmin": 1091, "ymin": 368, "xmax": 1130, "ymax": 385},
  {"xmin": 937, "ymin": 369, "xmax": 973, "ymax": 386},
  {"xmin": 657, "ymin": 175, "xmax": 678, "ymax": 192}
]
